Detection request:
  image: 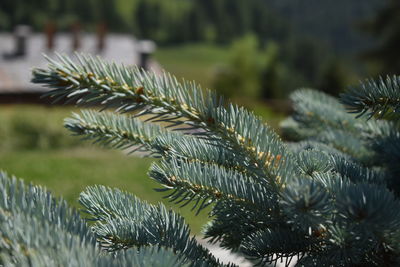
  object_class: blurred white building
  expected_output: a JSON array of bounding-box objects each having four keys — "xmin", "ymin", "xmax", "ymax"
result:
[{"xmin": 0, "ymin": 26, "xmax": 157, "ymax": 99}]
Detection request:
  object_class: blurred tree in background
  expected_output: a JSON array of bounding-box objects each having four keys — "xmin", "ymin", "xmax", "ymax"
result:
[
  {"xmin": 2, "ymin": 0, "xmax": 368, "ymax": 46},
  {"xmin": 318, "ymin": 59, "xmax": 352, "ymax": 96},
  {"xmin": 212, "ymin": 35, "xmax": 265, "ymax": 99},
  {"xmin": 362, "ymin": 0, "xmax": 400, "ymax": 75},
  {"xmin": 211, "ymin": 35, "xmax": 351, "ymax": 99},
  {"xmin": 266, "ymin": 0, "xmax": 383, "ymax": 54},
  {"xmin": 0, "ymin": 0, "xmax": 395, "ymax": 99}
]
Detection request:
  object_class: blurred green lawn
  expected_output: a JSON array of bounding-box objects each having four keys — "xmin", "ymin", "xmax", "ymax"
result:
[{"xmin": 155, "ymin": 43, "xmax": 231, "ymax": 89}]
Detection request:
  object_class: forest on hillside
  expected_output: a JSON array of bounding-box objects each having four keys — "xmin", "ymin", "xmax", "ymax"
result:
[
  {"xmin": 1, "ymin": 0, "xmax": 398, "ymax": 99},
  {"xmin": 0, "ymin": 0, "xmax": 383, "ymax": 50}
]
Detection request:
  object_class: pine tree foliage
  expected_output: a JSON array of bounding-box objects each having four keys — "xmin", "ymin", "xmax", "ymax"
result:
[
  {"xmin": 0, "ymin": 172, "xmax": 195, "ymax": 267},
  {"xmin": 1, "ymin": 53, "xmax": 399, "ymax": 266},
  {"xmin": 32, "ymin": 53, "xmax": 297, "ymax": 193},
  {"xmin": 79, "ymin": 186, "xmax": 222, "ymax": 266},
  {"xmin": 341, "ymin": 75, "xmax": 400, "ymax": 119}
]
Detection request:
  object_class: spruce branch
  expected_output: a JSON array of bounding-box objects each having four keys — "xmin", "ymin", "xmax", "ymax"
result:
[
  {"xmin": 280, "ymin": 117, "xmax": 315, "ymax": 141},
  {"xmin": 79, "ymin": 185, "xmax": 226, "ymax": 267},
  {"xmin": 1, "ymin": 211, "xmax": 99, "ymax": 267},
  {"xmin": 26, "ymin": 53, "xmax": 400, "ymax": 266},
  {"xmin": 295, "ymin": 150, "xmax": 332, "ymax": 177},
  {"xmin": 341, "ymin": 75, "xmax": 400, "ymax": 119},
  {"xmin": 0, "ymin": 171, "xmax": 93, "ymax": 244},
  {"xmin": 240, "ymin": 228, "xmax": 308, "ymax": 266},
  {"xmin": 0, "ymin": 172, "xmax": 188, "ymax": 267},
  {"xmin": 290, "ymin": 89, "xmax": 359, "ymax": 133},
  {"xmin": 66, "ymin": 110, "xmax": 253, "ymax": 176},
  {"xmin": 329, "ymin": 155, "xmax": 386, "ymax": 185},
  {"xmin": 1, "ymin": 212, "xmax": 189, "ymax": 267},
  {"xmin": 280, "ymin": 178, "xmax": 333, "ymax": 231},
  {"xmin": 149, "ymin": 159, "xmax": 276, "ymax": 213},
  {"xmin": 287, "ymin": 140, "xmax": 353, "ymax": 161},
  {"xmin": 284, "ymin": 87, "xmax": 400, "ymax": 165},
  {"xmin": 313, "ymin": 129, "xmax": 373, "ymax": 161},
  {"xmin": 32, "ymin": 53, "xmax": 296, "ymax": 189},
  {"xmin": 289, "ymin": 88, "xmax": 398, "ymax": 138},
  {"xmin": 335, "ymin": 183, "xmax": 400, "ymax": 231},
  {"xmin": 203, "ymin": 200, "xmax": 279, "ymax": 251},
  {"xmin": 152, "ymin": 133, "xmax": 252, "ymax": 176},
  {"xmin": 66, "ymin": 110, "xmax": 167, "ymax": 155},
  {"xmin": 371, "ymin": 132, "xmax": 400, "ymax": 191}
]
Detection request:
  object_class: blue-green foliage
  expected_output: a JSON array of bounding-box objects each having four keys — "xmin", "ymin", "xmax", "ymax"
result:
[
  {"xmin": 279, "ymin": 76, "xmax": 400, "ymax": 265},
  {"xmin": 2, "ymin": 54, "xmax": 399, "ymax": 266},
  {"xmin": 0, "ymin": 171, "xmax": 214, "ymax": 266},
  {"xmin": 79, "ymin": 185, "xmax": 222, "ymax": 266},
  {"xmin": 341, "ymin": 76, "xmax": 400, "ymax": 119}
]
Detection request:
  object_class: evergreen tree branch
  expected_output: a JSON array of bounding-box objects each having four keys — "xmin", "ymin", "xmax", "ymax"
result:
[
  {"xmin": 203, "ymin": 200, "xmax": 281, "ymax": 252},
  {"xmin": 313, "ymin": 129, "xmax": 373, "ymax": 161},
  {"xmin": 341, "ymin": 75, "xmax": 400, "ymax": 119},
  {"xmin": 79, "ymin": 185, "xmax": 227, "ymax": 267},
  {"xmin": 24, "ymin": 52, "xmax": 400, "ymax": 266},
  {"xmin": 65, "ymin": 110, "xmax": 167, "ymax": 155},
  {"xmin": 149, "ymin": 159, "xmax": 276, "ymax": 213},
  {"xmin": 0, "ymin": 172, "xmax": 188, "ymax": 267},
  {"xmin": 1, "ymin": 212, "xmax": 190, "ymax": 267},
  {"xmin": 240, "ymin": 228, "xmax": 308, "ymax": 266},
  {"xmin": 32, "ymin": 53, "xmax": 296, "ymax": 189},
  {"xmin": 280, "ymin": 117, "xmax": 315, "ymax": 141},
  {"xmin": 287, "ymin": 140, "xmax": 353, "ymax": 161},
  {"xmin": 66, "ymin": 110, "xmax": 254, "ymax": 177},
  {"xmin": 295, "ymin": 150, "xmax": 332, "ymax": 177},
  {"xmin": 290, "ymin": 89, "xmax": 359, "ymax": 133},
  {"xmin": 329, "ymin": 154, "xmax": 386, "ymax": 185},
  {"xmin": 0, "ymin": 171, "xmax": 93, "ymax": 244},
  {"xmin": 283, "ymin": 88, "xmax": 400, "ymax": 167}
]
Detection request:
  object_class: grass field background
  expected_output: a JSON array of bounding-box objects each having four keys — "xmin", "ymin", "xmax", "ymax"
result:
[{"xmin": 154, "ymin": 44, "xmax": 231, "ymax": 89}]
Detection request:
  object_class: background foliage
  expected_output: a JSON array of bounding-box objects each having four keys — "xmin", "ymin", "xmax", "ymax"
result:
[{"xmin": 2, "ymin": 0, "xmax": 397, "ymax": 99}]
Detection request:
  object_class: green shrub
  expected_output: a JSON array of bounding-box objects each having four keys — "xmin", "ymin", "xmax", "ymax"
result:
[{"xmin": 0, "ymin": 106, "xmax": 82, "ymax": 150}]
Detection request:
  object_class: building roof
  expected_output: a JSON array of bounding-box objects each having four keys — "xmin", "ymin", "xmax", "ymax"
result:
[{"xmin": 0, "ymin": 33, "xmax": 140, "ymax": 93}]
